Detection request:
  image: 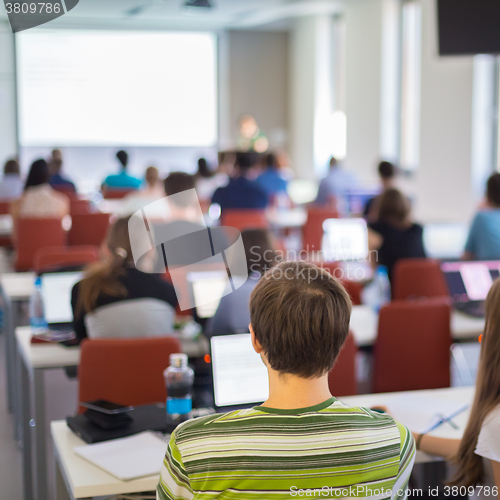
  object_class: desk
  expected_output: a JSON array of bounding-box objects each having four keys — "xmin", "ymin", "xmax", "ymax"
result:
[
  {"xmin": 0, "ymin": 272, "xmax": 35, "ymax": 419},
  {"xmin": 349, "ymin": 305, "xmax": 485, "ymax": 347},
  {"xmin": 51, "ymin": 385, "xmax": 474, "ymax": 500},
  {"xmin": 15, "ymin": 326, "xmax": 208, "ymax": 500}
]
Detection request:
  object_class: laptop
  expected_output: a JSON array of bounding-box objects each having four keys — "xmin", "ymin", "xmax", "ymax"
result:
[
  {"xmin": 440, "ymin": 261, "xmax": 500, "ymax": 317},
  {"xmin": 40, "ymin": 271, "xmax": 82, "ymax": 329},
  {"xmin": 186, "ymin": 270, "xmax": 230, "ymax": 319},
  {"xmin": 321, "ymin": 218, "xmax": 373, "ymax": 281},
  {"xmin": 424, "ymin": 223, "xmax": 468, "ymax": 260},
  {"xmin": 210, "ymin": 334, "xmax": 269, "ymax": 412}
]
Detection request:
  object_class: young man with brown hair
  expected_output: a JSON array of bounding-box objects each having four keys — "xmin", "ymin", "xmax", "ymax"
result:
[{"xmin": 158, "ymin": 261, "xmax": 415, "ymax": 500}]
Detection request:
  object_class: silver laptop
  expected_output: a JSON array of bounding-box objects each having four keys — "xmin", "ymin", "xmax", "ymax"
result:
[
  {"xmin": 210, "ymin": 334, "xmax": 269, "ymax": 411},
  {"xmin": 41, "ymin": 271, "xmax": 82, "ymax": 328},
  {"xmin": 424, "ymin": 223, "xmax": 468, "ymax": 260},
  {"xmin": 186, "ymin": 270, "xmax": 230, "ymax": 319}
]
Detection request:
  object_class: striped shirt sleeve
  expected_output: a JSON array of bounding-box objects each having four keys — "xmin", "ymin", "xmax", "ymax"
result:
[
  {"xmin": 157, "ymin": 432, "xmax": 194, "ymax": 500},
  {"xmin": 391, "ymin": 422, "xmax": 416, "ymax": 500}
]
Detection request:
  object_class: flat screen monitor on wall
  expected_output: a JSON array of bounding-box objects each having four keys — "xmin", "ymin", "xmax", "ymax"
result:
[
  {"xmin": 16, "ymin": 30, "xmax": 218, "ymax": 147},
  {"xmin": 437, "ymin": 0, "xmax": 500, "ymax": 55}
]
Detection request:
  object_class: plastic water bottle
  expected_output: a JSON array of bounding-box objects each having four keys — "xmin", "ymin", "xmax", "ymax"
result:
[
  {"xmin": 29, "ymin": 277, "xmax": 48, "ymax": 333},
  {"xmin": 164, "ymin": 353, "xmax": 194, "ymax": 430},
  {"xmin": 373, "ymin": 265, "xmax": 391, "ymax": 312}
]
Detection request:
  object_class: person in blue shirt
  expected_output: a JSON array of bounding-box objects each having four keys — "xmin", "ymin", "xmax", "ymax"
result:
[
  {"xmin": 464, "ymin": 173, "xmax": 500, "ymax": 261},
  {"xmin": 49, "ymin": 157, "xmax": 76, "ymax": 192},
  {"xmin": 211, "ymin": 152, "xmax": 268, "ymax": 211},
  {"xmin": 256, "ymin": 153, "xmax": 288, "ymax": 200},
  {"xmin": 102, "ymin": 150, "xmax": 141, "ymax": 191}
]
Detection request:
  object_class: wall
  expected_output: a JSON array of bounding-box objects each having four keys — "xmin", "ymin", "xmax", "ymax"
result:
[
  {"xmin": 0, "ymin": 21, "xmax": 17, "ymax": 167},
  {"xmin": 227, "ymin": 30, "xmax": 289, "ymax": 151}
]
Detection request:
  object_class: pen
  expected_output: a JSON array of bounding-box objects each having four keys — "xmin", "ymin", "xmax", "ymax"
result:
[{"xmin": 422, "ymin": 405, "xmax": 469, "ymax": 434}]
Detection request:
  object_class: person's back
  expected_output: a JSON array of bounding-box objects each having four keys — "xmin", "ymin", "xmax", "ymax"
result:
[
  {"xmin": 212, "ymin": 153, "xmax": 268, "ymax": 211},
  {"xmin": 71, "ymin": 218, "xmax": 177, "ymax": 342},
  {"xmin": 103, "ymin": 150, "xmax": 141, "ymax": 190},
  {"xmin": 256, "ymin": 153, "xmax": 288, "ymax": 198},
  {"xmin": 0, "ymin": 159, "xmax": 23, "ymax": 200},
  {"xmin": 315, "ymin": 157, "xmax": 357, "ymax": 210},
  {"xmin": 49, "ymin": 157, "xmax": 76, "ymax": 192},
  {"xmin": 465, "ymin": 173, "xmax": 500, "ymax": 261},
  {"xmin": 158, "ymin": 261, "xmax": 415, "ymax": 499}
]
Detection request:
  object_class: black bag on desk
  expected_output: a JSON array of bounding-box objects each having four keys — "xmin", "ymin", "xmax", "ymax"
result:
[{"xmin": 66, "ymin": 404, "xmax": 168, "ymax": 444}]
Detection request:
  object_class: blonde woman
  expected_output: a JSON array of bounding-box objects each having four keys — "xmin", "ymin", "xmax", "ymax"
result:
[{"xmin": 415, "ymin": 278, "xmax": 500, "ymax": 499}]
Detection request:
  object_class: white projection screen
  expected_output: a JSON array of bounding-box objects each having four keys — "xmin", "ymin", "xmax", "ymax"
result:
[{"xmin": 16, "ymin": 30, "xmax": 218, "ymax": 147}]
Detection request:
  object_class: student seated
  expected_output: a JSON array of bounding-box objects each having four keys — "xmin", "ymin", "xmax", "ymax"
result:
[
  {"xmin": 256, "ymin": 152, "xmax": 289, "ymax": 199},
  {"xmin": 205, "ymin": 228, "xmax": 277, "ymax": 338},
  {"xmin": 102, "ymin": 150, "xmax": 141, "ymax": 191},
  {"xmin": 368, "ymin": 188, "xmax": 426, "ymax": 282},
  {"xmin": 211, "ymin": 152, "xmax": 268, "ymax": 211},
  {"xmin": 464, "ymin": 173, "xmax": 500, "ymax": 261},
  {"xmin": 49, "ymin": 157, "xmax": 76, "ymax": 193},
  {"xmin": 194, "ymin": 158, "xmax": 228, "ymax": 201},
  {"xmin": 0, "ymin": 158, "xmax": 23, "ymax": 200},
  {"xmin": 120, "ymin": 166, "xmax": 166, "ymax": 215},
  {"xmin": 414, "ymin": 277, "xmax": 500, "ymax": 495},
  {"xmin": 364, "ymin": 160, "xmax": 398, "ymax": 221},
  {"xmin": 71, "ymin": 217, "xmax": 177, "ymax": 342},
  {"xmin": 157, "ymin": 261, "xmax": 415, "ymax": 500},
  {"xmin": 10, "ymin": 159, "xmax": 70, "ymax": 240}
]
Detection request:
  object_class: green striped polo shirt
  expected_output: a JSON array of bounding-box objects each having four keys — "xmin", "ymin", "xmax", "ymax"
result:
[{"xmin": 157, "ymin": 397, "xmax": 415, "ymax": 500}]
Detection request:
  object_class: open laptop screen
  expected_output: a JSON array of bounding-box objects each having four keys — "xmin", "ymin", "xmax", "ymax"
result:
[
  {"xmin": 424, "ymin": 223, "xmax": 468, "ymax": 260},
  {"xmin": 441, "ymin": 261, "xmax": 500, "ymax": 303},
  {"xmin": 211, "ymin": 334, "xmax": 269, "ymax": 409},
  {"xmin": 321, "ymin": 218, "xmax": 368, "ymax": 261},
  {"xmin": 187, "ymin": 271, "xmax": 230, "ymax": 319},
  {"xmin": 41, "ymin": 272, "xmax": 82, "ymax": 325}
]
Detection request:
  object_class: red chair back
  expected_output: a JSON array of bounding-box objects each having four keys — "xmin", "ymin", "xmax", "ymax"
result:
[
  {"xmin": 373, "ymin": 298, "xmax": 451, "ymax": 393},
  {"xmin": 34, "ymin": 245, "xmax": 100, "ymax": 273},
  {"xmin": 302, "ymin": 208, "xmax": 338, "ymax": 252},
  {"xmin": 0, "ymin": 202, "xmax": 11, "ymax": 215},
  {"xmin": 316, "ymin": 262, "xmax": 362, "ymax": 305},
  {"xmin": 15, "ymin": 218, "xmax": 66, "ymax": 271},
  {"xmin": 102, "ymin": 188, "xmax": 136, "ymax": 199},
  {"xmin": 392, "ymin": 258, "xmax": 449, "ymax": 300},
  {"xmin": 68, "ymin": 213, "xmax": 110, "ymax": 247},
  {"xmin": 221, "ymin": 209, "xmax": 268, "ymax": 231},
  {"xmin": 328, "ymin": 332, "xmax": 357, "ymax": 396},
  {"xmin": 78, "ymin": 337, "xmax": 182, "ymax": 413},
  {"xmin": 69, "ymin": 199, "xmax": 91, "ymax": 215},
  {"xmin": 52, "ymin": 186, "xmax": 77, "ymax": 199}
]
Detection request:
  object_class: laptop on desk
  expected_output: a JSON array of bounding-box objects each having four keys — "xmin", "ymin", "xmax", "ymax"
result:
[
  {"xmin": 424, "ymin": 223, "xmax": 468, "ymax": 260},
  {"xmin": 186, "ymin": 270, "xmax": 231, "ymax": 319},
  {"xmin": 441, "ymin": 261, "xmax": 500, "ymax": 317},
  {"xmin": 40, "ymin": 271, "xmax": 82, "ymax": 330},
  {"xmin": 210, "ymin": 334, "xmax": 269, "ymax": 412},
  {"xmin": 321, "ymin": 218, "xmax": 373, "ymax": 281}
]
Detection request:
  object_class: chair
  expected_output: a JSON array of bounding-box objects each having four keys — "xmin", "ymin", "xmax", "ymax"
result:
[
  {"xmin": 68, "ymin": 212, "xmax": 110, "ymax": 247},
  {"xmin": 220, "ymin": 209, "xmax": 268, "ymax": 231},
  {"xmin": 302, "ymin": 207, "xmax": 338, "ymax": 252},
  {"xmin": 78, "ymin": 336, "xmax": 182, "ymax": 413},
  {"xmin": 51, "ymin": 186, "xmax": 77, "ymax": 200},
  {"xmin": 328, "ymin": 332, "xmax": 357, "ymax": 396},
  {"xmin": 317, "ymin": 262, "xmax": 363, "ymax": 305},
  {"xmin": 102, "ymin": 188, "xmax": 136, "ymax": 200},
  {"xmin": 15, "ymin": 218, "xmax": 66, "ymax": 271},
  {"xmin": 392, "ymin": 258, "xmax": 449, "ymax": 300},
  {"xmin": 34, "ymin": 245, "xmax": 100, "ymax": 273},
  {"xmin": 373, "ymin": 298, "xmax": 451, "ymax": 393},
  {"xmin": 69, "ymin": 198, "xmax": 91, "ymax": 215}
]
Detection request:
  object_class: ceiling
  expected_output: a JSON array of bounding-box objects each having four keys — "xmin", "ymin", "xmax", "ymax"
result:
[{"xmin": 1, "ymin": 0, "xmax": 344, "ymax": 31}]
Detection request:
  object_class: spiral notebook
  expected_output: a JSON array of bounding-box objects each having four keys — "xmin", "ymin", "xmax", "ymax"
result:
[{"xmin": 74, "ymin": 431, "xmax": 170, "ymax": 481}]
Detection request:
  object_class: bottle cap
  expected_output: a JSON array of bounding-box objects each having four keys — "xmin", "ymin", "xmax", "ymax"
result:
[{"xmin": 169, "ymin": 353, "xmax": 188, "ymax": 368}]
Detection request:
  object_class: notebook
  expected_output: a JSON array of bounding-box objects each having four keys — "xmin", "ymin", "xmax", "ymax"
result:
[{"xmin": 74, "ymin": 431, "xmax": 169, "ymax": 481}]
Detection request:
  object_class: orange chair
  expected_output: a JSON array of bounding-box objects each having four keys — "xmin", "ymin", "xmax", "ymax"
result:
[
  {"xmin": 328, "ymin": 332, "xmax": 357, "ymax": 396},
  {"xmin": 78, "ymin": 336, "xmax": 182, "ymax": 413},
  {"xmin": 373, "ymin": 298, "xmax": 451, "ymax": 393},
  {"xmin": 68, "ymin": 212, "xmax": 110, "ymax": 247},
  {"xmin": 302, "ymin": 207, "xmax": 338, "ymax": 252},
  {"xmin": 15, "ymin": 218, "xmax": 66, "ymax": 271},
  {"xmin": 220, "ymin": 209, "xmax": 268, "ymax": 231},
  {"xmin": 34, "ymin": 245, "xmax": 100, "ymax": 273},
  {"xmin": 102, "ymin": 188, "xmax": 136, "ymax": 200},
  {"xmin": 392, "ymin": 258, "xmax": 449, "ymax": 300}
]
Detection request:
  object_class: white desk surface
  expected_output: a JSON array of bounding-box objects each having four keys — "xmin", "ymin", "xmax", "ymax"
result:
[
  {"xmin": 267, "ymin": 207, "xmax": 307, "ymax": 228},
  {"xmin": 51, "ymin": 385, "xmax": 474, "ymax": 498},
  {"xmin": 51, "ymin": 420, "xmax": 161, "ymax": 499},
  {"xmin": 16, "ymin": 327, "xmax": 209, "ymax": 370},
  {"xmin": 349, "ymin": 305, "xmax": 484, "ymax": 347},
  {"xmin": 0, "ymin": 272, "xmax": 35, "ymax": 300}
]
